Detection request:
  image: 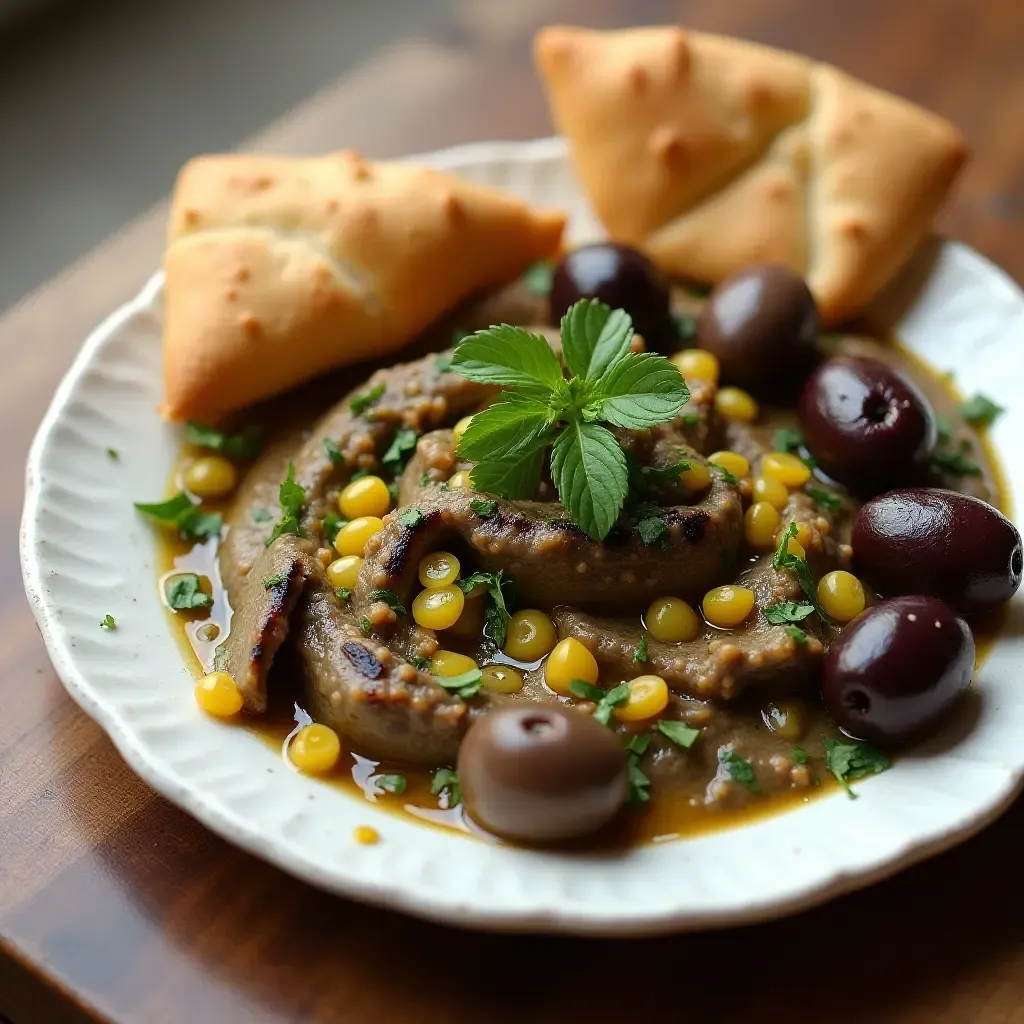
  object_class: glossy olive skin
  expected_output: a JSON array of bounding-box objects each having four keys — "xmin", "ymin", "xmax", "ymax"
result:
[
  {"xmin": 458, "ymin": 705, "xmax": 628, "ymax": 843},
  {"xmin": 822, "ymin": 595, "xmax": 974, "ymax": 746},
  {"xmin": 853, "ymin": 488, "xmax": 1023, "ymax": 615},
  {"xmin": 550, "ymin": 243, "xmax": 675, "ymax": 351},
  {"xmin": 798, "ymin": 356, "xmax": 937, "ymax": 494},
  {"xmin": 695, "ymin": 264, "xmax": 818, "ymax": 392}
]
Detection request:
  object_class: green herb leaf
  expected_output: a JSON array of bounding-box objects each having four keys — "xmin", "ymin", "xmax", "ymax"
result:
[
  {"xmin": 381, "ymin": 428, "xmax": 419, "ymax": 474},
  {"xmin": 409, "ymin": 655, "xmax": 432, "ymax": 671},
  {"xmin": 720, "ymin": 748, "xmax": 761, "ymax": 794},
  {"xmin": 568, "ymin": 679, "xmax": 605, "ymax": 702},
  {"xmin": 823, "ymin": 737, "xmax": 891, "ymax": 799},
  {"xmin": 626, "ymin": 454, "xmax": 691, "ymax": 495},
  {"xmin": 674, "ymin": 311, "xmax": 698, "ymax": 341},
  {"xmin": 135, "ymin": 492, "xmax": 223, "ymax": 542},
  {"xmin": 625, "ymin": 732, "xmax": 652, "ymax": 757},
  {"xmin": 399, "ymin": 507, "xmax": 424, "ymax": 528},
  {"xmin": 323, "ymin": 437, "xmax": 344, "ymax": 465},
  {"xmin": 434, "ymin": 353, "xmax": 453, "ymax": 375},
  {"xmin": 932, "ymin": 448, "xmax": 983, "ymax": 477},
  {"xmin": 164, "ymin": 573, "xmax": 213, "ymax": 610},
  {"xmin": 267, "ymin": 462, "xmax": 306, "ymax": 545},
  {"xmin": 335, "ymin": 587, "xmax": 351, "ymax": 602},
  {"xmin": 657, "ymin": 720, "xmax": 700, "ymax": 749},
  {"xmin": 455, "ymin": 395, "xmax": 555, "ymax": 463},
  {"xmin": 262, "ymin": 574, "xmax": 286, "ymax": 590},
  {"xmin": 560, "ymin": 299, "xmax": 634, "ymax": 382},
  {"xmin": 322, "ymin": 512, "xmax": 345, "ymax": 545},
  {"xmin": 252, "ymin": 507, "xmax": 272, "ymax": 523},
  {"xmin": 785, "ymin": 624, "xmax": 808, "ymax": 645},
  {"xmin": 100, "ymin": 614, "xmax": 116, "ymax": 631},
  {"xmin": 774, "ymin": 427, "xmax": 804, "ymax": 453},
  {"xmin": 522, "ymin": 260, "xmax": 553, "ymax": 296},
  {"xmin": 431, "ymin": 767, "xmax": 461, "ymax": 807},
  {"xmin": 451, "ymin": 324, "xmax": 563, "ymax": 393},
  {"xmin": 637, "ymin": 511, "xmax": 668, "ymax": 549},
  {"xmin": 633, "ymin": 632, "xmax": 649, "ymax": 664},
  {"xmin": 960, "ymin": 393, "xmax": 1004, "ymax": 426},
  {"xmin": 369, "ymin": 589, "xmax": 407, "ymax": 617},
  {"xmin": 360, "ymin": 617, "xmax": 373, "ymax": 635},
  {"xmin": 469, "ymin": 445, "xmax": 546, "ymax": 501},
  {"xmin": 598, "ymin": 352, "xmax": 690, "ymax": 430},
  {"xmin": 681, "ymin": 410, "xmax": 702, "ymax": 428},
  {"xmin": 935, "ymin": 415, "xmax": 952, "ymax": 444},
  {"xmin": 469, "ymin": 499, "xmax": 498, "ymax": 518},
  {"xmin": 106, "ymin": 448, "xmax": 119, "ymax": 461},
  {"xmin": 772, "ymin": 523, "xmax": 830, "ymax": 621},
  {"xmin": 186, "ymin": 422, "xmax": 262, "ymax": 459},
  {"xmin": 374, "ymin": 774, "xmax": 407, "ymax": 795},
  {"xmin": 350, "ymin": 382, "xmax": 385, "ymax": 416},
  {"xmin": 569, "ymin": 679, "xmax": 630, "ymax": 725},
  {"xmin": 455, "ymin": 570, "xmax": 514, "ymax": 647},
  {"xmin": 550, "ymin": 420, "xmax": 629, "ymax": 542},
  {"xmin": 712, "ymin": 464, "xmax": 741, "ymax": 488},
  {"xmin": 627, "ymin": 755, "xmax": 652, "ymax": 807},
  {"xmin": 418, "ymin": 470, "xmax": 432, "ymax": 487},
  {"xmin": 763, "ymin": 601, "xmax": 815, "ymax": 624},
  {"xmin": 434, "ymin": 667, "xmax": 483, "ymax": 699},
  {"xmin": 792, "ymin": 746, "xmax": 809, "ymax": 765},
  {"xmin": 807, "ymin": 486, "xmax": 843, "ymax": 513}
]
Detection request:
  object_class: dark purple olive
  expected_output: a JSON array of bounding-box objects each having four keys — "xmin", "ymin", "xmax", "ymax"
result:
[
  {"xmin": 853, "ymin": 488, "xmax": 1022, "ymax": 615},
  {"xmin": 822, "ymin": 595, "xmax": 974, "ymax": 746},
  {"xmin": 695, "ymin": 264, "xmax": 818, "ymax": 393},
  {"xmin": 550, "ymin": 243, "xmax": 675, "ymax": 350},
  {"xmin": 798, "ymin": 356, "xmax": 936, "ymax": 494},
  {"xmin": 458, "ymin": 705, "xmax": 627, "ymax": 843}
]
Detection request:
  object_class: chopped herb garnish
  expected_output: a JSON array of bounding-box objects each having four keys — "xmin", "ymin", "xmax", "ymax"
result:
[
  {"xmin": 322, "ymin": 512, "xmax": 345, "ymax": 545},
  {"xmin": 772, "ymin": 523, "xmax": 830, "ymax": 621},
  {"xmin": 637, "ymin": 511, "xmax": 668, "ymax": 548},
  {"xmin": 657, "ymin": 720, "xmax": 700, "ymax": 749},
  {"xmin": 792, "ymin": 745, "xmax": 809, "ymax": 765},
  {"xmin": 633, "ymin": 632, "xmax": 649, "ymax": 664},
  {"xmin": 349, "ymin": 469, "xmax": 372, "ymax": 482},
  {"xmin": 434, "ymin": 668, "xmax": 482, "ymax": 699},
  {"xmin": 932, "ymin": 448, "xmax": 983, "ymax": 477},
  {"xmin": 335, "ymin": 587, "xmax": 351, "ymax": 602},
  {"xmin": 374, "ymin": 774, "xmax": 407, "ymax": 795},
  {"xmin": 935, "ymin": 415, "xmax": 952, "ymax": 444},
  {"xmin": 186, "ymin": 422, "xmax": 262, "ymax": 460},
  {"xmin": 450, "ymin": 300, "xmax": 688, "ymax": 540},
  {"xmin": 712, "ymin": 464, "xmax": 741, "ymax": 488},
  {"xmin": 409, "ymin": 655, "xmax": 432, "ymax": 671},
  {"xmin": 625, "ymin": 732, "xmax": 652, "ymax": 757},
  {"xmin": 823, "ymin": 737, "xmax": 891, "ymax": 799},
  {"xmin": 360, "ymin": 617, "xmax": 372, "ymax": 635},
  {"xmin": 719, "ymin": 748, "xmax": 761, "ymax": 794},
  {"xmin": 262, "ymin": 573, "xmax": 286, "ymax": 590},
  {"xmin": 455, "ymin": 570, "xmax": 514, "ymax": 647},
  {"xmin": 674, "ymin": 311, "xmax": 697, "ymax": 341},
  {"xmin": 267, "ymin": 462, "xmax": 306, "ymax": 546},
  {"xmin": 522, "ymin": 260, "xmax": 553, "ymax": 296},
  {"xmin": 469, "ymin": 498, "xmax": 498, "ymax": 518},
  {"xmin": 807, "ymin": 486, "xmax": 842, "ymax": 513},
  {"xmin": 323, "ymin": 437, "xmax": 344, "ymax": 465},
  {"xmin": 418, "ymin": 470, "xmax": 432, "ymax": 487},
  {"xmin": 681, "ymin": 411, "xmax": 702, "ymax": 428},
  {"xmin": 434, "ymin": 353, "xmax": 453, "ymax": 375},
  {"xmin": 349, "ymin": 382, "xmax": 385, "ymax": 416},
  {"xmin": 106, "ymin": 448, "xmax": 119, "ymax": 461},
  {"xmin": 100, "ymin": 614, "xmax": 116, "ymax": 631},
  {"xmin": 369, "ymin": 588, "xmax": 407, "ymax": 616},
  {"xmin": 960, "ymin": 393, "xmax": 1004, "ymax": 426},
  {"xmin": 774, "ymin": 427, "xmax": 804, "ymax": 453},
  {"xmin": 399, "ymin": 507, "xmax": 424, "ymax": 528},
  {"xmin": 569, "ymin": 679, "xmax": 630, "ymax": 725},
  {"xmin": 165, "ymin": 573, "xmax": 213, "ymax": 610},
  {"xmin": 251, "ymin": 507, "xmax": 272, "ymax": 523},
  {"xmin": 135, "ymin": 492, "xmax": 222, "ymax": 542},
  {"xmin": 627, "ymin": 755, "xmax": 652, "ymax": 807},
  {"xmin": 381, "ymin": 429, "xmax": 419, "ymax": 476},
  {"xmin": 785, "ymin": 624, "xmax": 808, "ymax": 645},
  {"xmin": 431, "ymin": 767, "xmax": 461, "ymax": 807},
  {"xmin": 764, "ymin": 601, "xmax": 815, "ymax": 624}
]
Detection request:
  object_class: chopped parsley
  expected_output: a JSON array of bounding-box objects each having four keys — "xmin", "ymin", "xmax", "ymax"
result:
[
  {"xmin": 763, "ymin": 601, "xmax": 815, "ymax": 624},
  {"xmin": 382, "ymin": 428, "xmax": 419, "ymax": 475},
  {"xmin": 360, "ymin": 617, "xmax": 373, "ymax": 635},
  {"xmin": 165, "ymin": 573, "xmax": 214, "ymax": 610},
  {"xmin": 335, "ymin": 587, "xmax": 351, "ymax": 602},
  {"xmin": 399, "ymin": 507, "xmax": 424, "ymax": 528},
  {"xmin": 772, "ymin": 523, "xmax": 829, "ymax": 622},
  {"xmin": 469, "ymin": 498, "xmax": 498, "ymax": 518},
  {"xmin": 625, "ymin": 732, "xmax": 652, "ymax": 757},
  {"xmin": 712, "ymin": 464, "xmax": 741, "ymax": 488},
  {"xmin": 418, "ymin": 470, "xmax": 432, "ymax": 487},
  {"xmin": 569, "ymin": 680, "xmax": 630, "ymax": 726},
  {"xmin": 323, "ymin": 437, "xmax": 344, "ymax": 465},
  {"xmin": 719, "ymin": 748, "xmax": 761, "ymax": 794},
  {"xmin": 349, "ymin": 382, "xmax": 385, "ymax": 416},
  {"xmin": 135, "ymin": 492, "xmax": 222, "ymax": 542},
  {"xmin": 960, "ymin": 393, "xmax": 1004, "ymax": 426},
  {"xmin": 673, "ymin": 311, "xmax": 697, "ymax": 341},
  {"xmin": 633, "ymin": 501, "xmax": 669, "ymax": 550},
  {"xmin": 374, "ymin": 774, "xmax": 407, "ymax": 795},
  {"xmin": 267, "ymin": 462, "xmax": 306, "ymax": 546},
  {"xmin": 186, "ymin": 422, "xmax": 262, "ymax": 459},
  {"xmin": 262, "ymin": 573, "xmax": 287, "ymax": 590},
  {"xmin": 322, "ymin": 512, "xmax": 345, "ymax": 545},
  {"xmin": 106, "ymin": 447, "xmax": 119, "ymax": 461},
  {"xmin": 431, "ymin": 767, "xmax": 461, "ymax": 807},
  {"xmin": 633, "ymin": 632, "xmax": 649, "ymax": 664},
  {"xmin": 784, "ymin": 624, "xmax": 808, "ymax": 646},
  {"xmin": 792, "ymin": 745, "xmax": 809, "ymax": 765},
  {"xmin": 627, "ymin": 755, "xmax": 652, "ymax": 807},
  {"xmin": 369, "ymin": 588, "xmax": 407, "ymax": 616},
  {"xmin": 773, "ymin": 427, "xmax": 804, "ymax": 453},
  {"xmin": 409, "ymin": 655, "xmax": 432, "ymax": 671},
  {"xmin": 823, "ymin": 737, "xmax": 891, "ymax": 799},
  {"xmin": 681, "ymin": 410, "xmax": 702, "ymax": 428},
  {"xmin": 434, "ymin": 668, "xmax": 482, "ymax": 700},
  {"xmin": 100, "ymin": 614, "xmax": 116, "ymax": 631},
  {"xmin": 522, "ymin": 260, "xmax": 553, "ymax": 296},
  {"xmin": 251, "ymin": 506, "xmax": 272, "ymax": 523},
  {"xmin": 657, "ymin": 719, "xmax": 700, "ymax": 749},
  {"xmin": 932, "ymin": 448, "xmax": 983, "ymax": 477},
  {"xmin": 807, "ymin": 486, "xmax": 843, "ymax": 513},
  {"xmin": 935, "ymin": 415, "xmax": 952, "ymax": 444},
  {"xmin": 455, "ymin": 570, "xmax": 513, "ymax": 647}
]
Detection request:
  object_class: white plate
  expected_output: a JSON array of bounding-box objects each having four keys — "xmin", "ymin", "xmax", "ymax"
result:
[{"xmin": 20, "ymin": 137, "xmax": 1024, "ymax": 936}]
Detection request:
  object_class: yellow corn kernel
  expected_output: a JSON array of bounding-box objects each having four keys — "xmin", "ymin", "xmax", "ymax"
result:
[
  {"xmin": 671, "ymin": 348, "xmax": 720, "ymax": 383},
  {"xmin": 715, "ymin": 386, "xmax": 759, "ymax": 422},
  {"xmin": 194, "ymin": 671, "xmax": 243, "ymax": 717},
  {"xmin": 545, "ymin": 637, "xmax": 598, "ymax": 697},
  {"xmin": 418, "ymin": 551, "xmax": 461, "ymax": 589},
  {"xmin": 448, "ymin": 470, "xmax": 473, "ymax": 489},
  {"xmin": 339, "ymin": 475, "xmax": 390, "ymax": 519},
  {"xmin": 793, "ymin": 521, "xmax": 813, "ymax": 548},
  {"xmin": 353, "ymin": 825, "xmax": 380, "ymax": 845},
  {"xmin": 679, "ymin": 460, "xmax": 712, "ymax": 494},
  {"xmin": 645, "ymin": 597, "xmax": 700, "ymax": 644},
  {"xmin": 184, "ymin": 456, "xmax": 237, "ymax": 498},
  {"xmin": 817, "ymin": 570, "xmax": 866, "ymax": 623},
  {"xmin": 431, "ymin": 650, "xmax": 478, "ymax": 677},
  {"xmin": 452, "ymin": 415, "xmax": 474, "ymax": 450},
  {"xmin": 761, "ymin": 451, "xmax": 812, "ymax": 488},
  {"xmin": 709, "ymin": 450, "xmax": 750, "ymax": 479},
  {"xmin": 745, "ymin": 501, "xmax": 782, "ymax": 548},
  {"xmin": 327, "ymin": 555, "xmax": 362, "ymax": 591},
  {"xmin": 334, "ymin": 516, "xmax": 384, "ymax": 556},
  {"xmin": 752, "ymin": 475, "xmax": 790, "ymax": 510},
  {"xmin": 289, "ymin": 723, "xmax": 342, "ymax": 774},
  {"xmin": 702, "ymin": 585, "xmax": 756, "ymax": 628},
  {"xmin": 503, "ymin": 609, "xmax": 557, "ymax": 662},
  {"xmin": 481, "ymin": 664, "xmax": 524, "ymax": 694},
  {"xmin": 615, "ymin": 675, "xmax": 670, "ymax": 722},
  {"xmin": 763, "ymin": 700, "xmax": 806, "ymax": 742},
  {"xmin": 413, "ymin": 586, "xmax": 466, "ymax": 631},
  {"xmin": 776, "ymin": 533, "xmax": 806, "ymax": 560}
]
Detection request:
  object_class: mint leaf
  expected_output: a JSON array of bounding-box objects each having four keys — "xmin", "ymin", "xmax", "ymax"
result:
[
  {"xmin": 456, "ymin": 395, "xmax": 554, "ymax": 462},
  {"xmin": 569, "ymin": 679, "xmax": 604, "ymax": 702},
  {"xmin": 186, "ymin": 422, "xmax": 262, "ymax": 459},
  {"xmin": 823, "ymin": 738, "xmax": 891, "ymax": 799},
  {"xmin": 763, "ymin": 601, "xmax": 814, "ymax": 624},
  {"xmin": 165, "ymin": 573, "xmax": 213, "ymax": 610},
  {"xmin": 381, "ymin": 428, "xmax": 419, "ymax": 474},
  {"xmin": 637, "ymin": 510, "xmax": 668, "ymax": 549},
  {"xmin": 470, "ymin": 445, "xmax": 546, "ymax": 502},
  {"xmin": 550, "ymin": 421, "xmax": 628, "ymax": 541},
  {"xmin": 350, "ymin": 382, "xmax": 385, "ymax": 415},
  {"xmin": 625, "ymin": 732, "xmax": 651, "ymax": 756},
  {"xmin": 451, "ymin": 324, "xmax": 562, "ymax": 393},
  {"xmin": 657, "ymin": 720, "xmax": 700, "ymax": 749},
  {"xmin": 559, "ymin": 299, "xmax": 633, "ymax": 382},
  {"xmin": 598, "ymin": 352, "xmax": 689, "ymax": 429},
  {"xmin": 960, "ymin": 393, "xmax": 1003, "ymax": 426}
]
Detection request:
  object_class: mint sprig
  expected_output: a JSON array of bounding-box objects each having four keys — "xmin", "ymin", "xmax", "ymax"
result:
[{"xmin": 450, "ymin": 300, "xmax": 689, "ymax": 540}]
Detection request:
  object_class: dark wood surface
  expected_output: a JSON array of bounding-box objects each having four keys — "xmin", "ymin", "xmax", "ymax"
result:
[{"xmin": 3, "ymin": 1, "xmax": 1024, "ymax": 1021}]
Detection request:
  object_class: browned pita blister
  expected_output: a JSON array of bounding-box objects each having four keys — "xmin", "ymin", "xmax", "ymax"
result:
[
  {"xmin": 535, "ymin": 25, "xmax": 967, "ymax": 324},
  {"xmin": 161, "ymin": 151, "xmax": 565, "ymax": 421}
]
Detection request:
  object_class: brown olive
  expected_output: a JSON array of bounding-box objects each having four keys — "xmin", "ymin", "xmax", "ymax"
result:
[
  {"xmin": 821, "ymin": 595, "xmax": 974, "ymax": 746},
  {"xmin": 695, "ymin": 264, "xmax": 818, "ymax": 393},
  {"xmin": 458, "ymin": 705, "xmax": 628, "ymax": 843},
  {"xmin": 853, "ymin": 488, "xmax": 1022, "ymax": 615}
]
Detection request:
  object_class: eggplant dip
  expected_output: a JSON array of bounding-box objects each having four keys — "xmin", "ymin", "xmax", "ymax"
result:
[{"xmin": 142, "ymin": 246, "xmax": 1022, "ymax": 847}]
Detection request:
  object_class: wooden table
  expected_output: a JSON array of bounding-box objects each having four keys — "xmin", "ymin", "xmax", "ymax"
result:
[{"xmin": 3, "ymin": 1, "xmax": 1023, "ymax": 1021}]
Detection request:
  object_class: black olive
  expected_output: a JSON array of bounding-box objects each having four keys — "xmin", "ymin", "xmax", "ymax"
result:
[
  {"xmin": 821, "ymin": 595, "xmax": 974, "ymax": 746},
  {"xmin": 853, "ymin": 488, "xmax": 1022, "ymax": 615},
  {"xmin": 458, "ymin": 705, "xmax": 628, "ymax": 843},
  {"xmin": 798, "ymin": 356, "xmax": 936, "ymax": 494},
  {"xmin": 549, "ymin": 243, "xmax": 675, "ymax": 351},
  {"xmin": 695, "ymin": 264, "xmax": 818, "ymax": 393}
]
